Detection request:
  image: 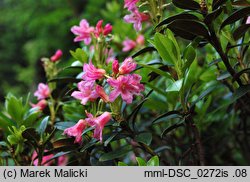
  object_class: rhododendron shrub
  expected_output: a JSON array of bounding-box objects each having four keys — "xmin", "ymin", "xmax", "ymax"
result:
[{"xmin": 0, "ymin": 0, "xmax": 250, "ymax": 166}]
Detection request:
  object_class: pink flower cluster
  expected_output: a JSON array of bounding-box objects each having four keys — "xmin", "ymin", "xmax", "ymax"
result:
[
  {"xmin": 32, "ymin": 83, "xmax": 50, "ymax": 110},
  {"xmin": 122, "ymin": 34, "xmax": 144, "ymax": 52},
  {"xmin": 65, "ymin": 58, "xmax": 144, "ymax": 143},
  {"xmin": 123, "ymin": 0, "xmax": 149, "ymax": 31},
  {"xmin": 64, "ymin": 112, "xmax": 111, "ymax": 143},
  {"xmin": 71, "ymin": 19, "xmax": 112, "ymax": 45}
]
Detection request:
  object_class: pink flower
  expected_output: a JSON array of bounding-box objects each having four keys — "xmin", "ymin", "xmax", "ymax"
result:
[
  {"xmin": 119, "ymin": 57, "xmax": 137, "ymax": 74},
  {"xmin": 50, "ymin": 49, "xmax": 63, "ymax": 62},
  {"xmin": 34, "ymin": 83, "xmax": 50, "ymax": 100},
  {"xmin": 32, "ymin": 150, "xmax": 54, "ymax": 166},
  {"xmin": 71, "ymin": 81, "xmax": 99, "ymax": 105},
  {"xmin": 105, "ymin": 48, "xmax": 115, "ymax": 64},
  {"xmin": 94, "ymin": 20, "xmax": 112, "ymax": 38},
  {"xmin": 63, "ymin": 119, "xmax": 87, "ymax": 143},
  {"xmin": 124, "ymin": 0, "xmax": 139, "ymax": 11},
  {"xmin": 31, "ymin": 99, "xmax": 47, "ymax": 111},
  {"xmin": 96, "ymin": 85, "xmax": 109, "ymax": 102},
  {"xmin": 58, "ymin": 155, "xmax": 68, "ymax": 166},
  {"xmin": 82, "ymin": 62, "xmax": 106, "ymax": 81},
  {"xmin": 124, "ymin": 8, "xmax": 149, "ymax": 31},
  {"xmin": 112, "ymin": 59, "xmax": 119, "ymax": 75},
  {"xmin": 136, "ymin": 34, "xmax": 144, "ymax": 45},
  {"xmin": 71, "ymin": 19, "xmax": 94, "ymax": 45},
  {"xmin": 86, "ymin": 112, "xmax": 112, "ymax": 142},
  {"xmin": 122, "ymin": 38, "xmax": 136, "ymax": 52},
  {"xmin": 246, "ymin": 17, "xmax": 250, "ymax": 24},
  {"xmin": 107, "ymin": 74, "xmax": 144, "ymax": 104}
]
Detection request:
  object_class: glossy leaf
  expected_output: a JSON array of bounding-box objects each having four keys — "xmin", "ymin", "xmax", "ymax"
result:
[
  {"xmin": 233, "ymin": 24, "xmax": 250, "ymax": 40},
  {"xmin": 135, "ymin": 132, "xmax": 152, "ymax": 146},
  {"xmin": 172, "ymin": 0, "xmax": 200, "ymax": 10},
  {"xmin": 136, "ymin": 157, "xmax": 147, "ymax": 166},
  {"xmin": 132, "ymin": 47, "xmax": 156, "ymax": 58},
  {"xmin": 38, "ymin": 116, "xmax": 50, "ymax": 135},
  {"xmin": 147, "ymin": 156, "xmax": 160, "ymax": 166},
  {"xmin": 220, "ymin": 7, "xmax": 250, "ymax": 30},
  {"xmin": 212, "ymin": 0, "xmax": 229, "ymax": 10},
  {"xmin": 168, "ymin": 20, "xmax": 210, "ymax": 40},
  {"xmin": 99, "ymin": 145, "xmax": 132, "ymax": 162}
]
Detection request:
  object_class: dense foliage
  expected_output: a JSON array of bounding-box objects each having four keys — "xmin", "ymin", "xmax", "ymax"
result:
[{"xmin": 0, "ymin": 0, "xmax": 250, "ymax": 166}]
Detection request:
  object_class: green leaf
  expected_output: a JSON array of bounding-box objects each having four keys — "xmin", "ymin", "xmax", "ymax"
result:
[
  {"xmin": 233, "ymin": 68, "xmax": 250, "ymax": 82},
  {"xmin": 136, "ymin": 157, "xmax": 147, "ymax": 166},
  {"xmin": 118, "ymin": 162, "xmax": 128, "ymax": 166},
  {"xmin": 220, "ymin": 7, "xmax": 250, "ymax": 30},
  {"xmin": 70, "ymin": 48, "xmax": 88, "ymax": 63},
  {"xmin": 99, "ymin": 145, "xmax": 132, "ymax": 162},
  {"xmin": 154, "ymin": 32, "xmax": 177, "ymax": 65},
  {"xmin": 137, "ymin": 63, "xmax": 172, "ymax": 79},
  {"xmin": 147, "ymin": 156, "xmax": 159, "ymax": 166},
  {"xmin": 5, "ymin": 94, "xmax": 24, "ymax": 123},
  {"xmin": 183, "ymin": 45, "xmax": 196, "ymax": 72},
  {"xmin": 104, "ymin": 133, "xmax": 118, "ymax": 147},
  {"xmin": 132, "ymin": 47, "xmax": 156, "ymax": 58},
  {"xmin": 38, "ymin": 116, "xmax": 50, "ymax": 135},
  {"xmin": 135, "ymin": 132, "xmax": 152, "ymax": 146},
  {"xmin": 0, "ymin": 112, "xmax": 16, "ymax": 130},
  {"xmin": 55, "ymin": 121, "xmax": 76, "ymax": 130},
  {"xmin": 166, "ymin": 79, "xmax": 183, "ymax": 92},
  {"xmin": 161, "ymin": 122, "xmax": 184, "ymax": 138},
  {"xmin": 172, "ymin": 0, "xmax": 200, "ymax": 10}
]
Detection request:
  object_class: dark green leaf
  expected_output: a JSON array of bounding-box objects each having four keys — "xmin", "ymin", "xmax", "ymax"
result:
[
  {"xmin": 135, "ymin": 132, "xmax": 152, "ymax": 146},
  {"xmin": 132, "ymin": 47, "xmax": 156, "ymax": 58},
  {"xmin": 99, "ymin": 145, "xmax": 132, "ymax": 162},
  {"xmin": 204, "ymin": 8, "xmax": 223, "ymax": 24},
  {"xmin": 156, "ymin": 13, "xmax": 199, "ymax": 29},
  {"xmin": 22, "ymin": 128, "xmax": 40, "ymax": 147},
  {"xmin": 49, "ymin": 77, "xmax": 81, "ymax": 83},
  {"xmin": 104, "ymin": 133, "xmax": 118, "ymax": 147},
  {"xmin": 167, "ymin": 20, "xmax": 210, "ymax": 40},
  {"xmin": 161, "ymin": 123, "xmax": 184, "ymax": 138},
  {"xmin": 172, "ymin": 0, "xmax": 200, "ymax": 10},
  {"xmin": 212, "ymin": 0, "xmax": 229, "ymax": 10},
  {"xmin": 233, "ymin": 24, "xmax": 250, "ymax": 40},
  {"xmin": 220, "ymin": 7, "xmax": 250, "ymax": 30},
  {"xmin": 137, "ymin": 63, "xmax": 172, "ymax": 79},
  {"xmin": 233, "ymin": 85, "xmax": 250, "ymax": 100},
  {"xmin": 233, "ymin": 68, "xmax": 250, "ymax": 82},
  {"xmin": 152, "ymin": 111, "xmax": 182, "ymax": 124}
]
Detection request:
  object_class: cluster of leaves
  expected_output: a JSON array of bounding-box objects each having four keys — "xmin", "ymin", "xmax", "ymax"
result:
[{"xmin": 0, "ymin": 0, "xmax": 250, "ymax": 166}]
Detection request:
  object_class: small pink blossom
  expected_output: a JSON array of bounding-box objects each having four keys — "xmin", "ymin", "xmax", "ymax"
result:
[
  {"xmin": 82, "ymin": 62, "xmax": 106, "ymax": 81},
  {"xmin": 31, "ymin": 99, "xmax": 47, "ymax": 111},
  {"xmin": 34, "ymin": 83, "xmax": 50, "ymax": 100},
  {"xmin": 107, "ymin": 74, "xmax": 144, "ymax": 104},
  {"xmin": 122, "ymin": 38, "xmax": 136, "ymax": 52},
  {"xmin": 112, "ymin": 59, "xmax": 119, "ymax": 75},
  {"xmin": 136, "ymin": 34, "xmax": 144, "ymax": 45},
  {"xmin": 96, "ymin": 85, "xmax": 109, "ymax": 102},
  {"xmin": 94, "ymin": 20, "xmax": 112, "ymax": 38},
  {"xmin": 124, "ymin": 0, "xmax": 139, "ymax": 11},
  {"xmin": 71, "ymin": 81, "xmax": 99, "ymax": 105},
  {"xmin": 58, "ymin": 155, "xmax": 68, "ymax": 166},
  {"xmin": 246, "ymin": 17, "xmax": 250, "ymax": 24},
  {"xmin": 32, "ymin": 150, "xmax": 54, "ymax": 166},
  {"xmin": 71, "ymin": 19, "xmax": 94, "ymax": 45},
  {"xmin": 119, "ymin": 57, "xmax": 137, "ymax": 74},
  {"xmin": 124, "ymin": 9, "xmax": 149, "ymax": 31},
  {"xmin": 50, "ymin": 49, "xmax": 63, "ymax": 62},
  {"xmin": 86, "ymin": 112, "xmax": 112, "ymax": 142},
  {"xmin": 63, "ymin": 119, "xmax": 87, "ymax": 143}
]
